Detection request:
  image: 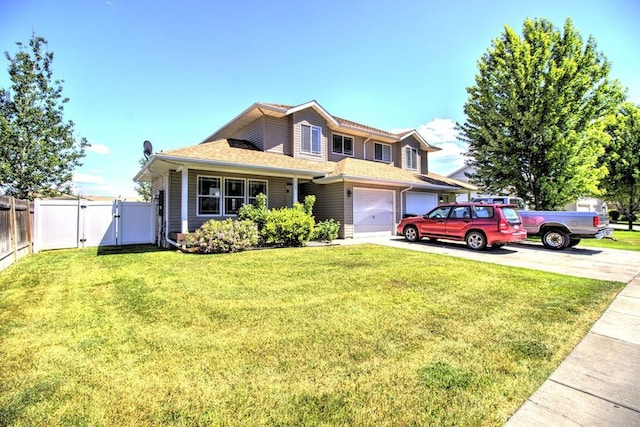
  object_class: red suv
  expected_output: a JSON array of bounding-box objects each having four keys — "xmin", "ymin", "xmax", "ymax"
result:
[{"xmin": 396, "ymin": 203, "xmax": 527, "ymax": 250}]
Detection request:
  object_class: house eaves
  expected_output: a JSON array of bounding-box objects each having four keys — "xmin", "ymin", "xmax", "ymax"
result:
[
  {"xmin": 398, "ymin": 130, "xmax": 441, "ymax": 152},
  {"xmin": 313, "ymin": 174, "xmax": 468, "ymax": 192}
]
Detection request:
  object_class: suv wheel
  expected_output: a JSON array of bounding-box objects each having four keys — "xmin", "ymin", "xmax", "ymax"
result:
[
  {"xmin": 466, "ymin": 231, "xmax": 487, "ymax": 250},
  {"xmin": 403, "ymin": 226, "xmax": 419, "ymax": 242},
  {"xmin": 542, "ymin": 229, "xmax": 569, "ymax": 250}
]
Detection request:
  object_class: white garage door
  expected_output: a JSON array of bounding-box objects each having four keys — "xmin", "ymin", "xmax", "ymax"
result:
[
  {"xmin": 353, "ymin": 188, "xmax": 394, "ymax": 237},
  {"xmin": 406, "ymin": 192, "xmax": 438, "ymax": 216}
]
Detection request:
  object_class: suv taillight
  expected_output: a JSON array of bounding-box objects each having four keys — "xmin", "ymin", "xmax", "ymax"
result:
[
  {"xmin": 499, "ymin": 219, "xmax": 508, "ymax": 231},
  {"xmin": 593, "ymin": 215, "xmax": 600, "ymax": 227}
]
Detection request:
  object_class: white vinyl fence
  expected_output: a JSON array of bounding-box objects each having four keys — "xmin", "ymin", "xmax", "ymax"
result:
[{"xmin": 33, "ymin": 199, "xmax": 154, "ymax": 252}]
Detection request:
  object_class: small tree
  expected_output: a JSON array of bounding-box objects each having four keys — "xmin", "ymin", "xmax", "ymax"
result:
[
  {"xmin": 0, "ymin": 33, "xmax": 88, "ymax": 199},
  {"xmin": 135, "ymin": 157, "xmax": 152, "ymax": 201},
  {"xmin": 600, "ymin": 102, "xmax": 640, "ymax": 230}
]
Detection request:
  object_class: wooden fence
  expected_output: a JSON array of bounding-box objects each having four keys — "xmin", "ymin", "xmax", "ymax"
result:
[{"xmin": 0, "ymin": 195, "xmax": 34, "ymax": 273}]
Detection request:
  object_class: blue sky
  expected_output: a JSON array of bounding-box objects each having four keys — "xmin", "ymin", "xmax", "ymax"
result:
[{"xmin": 1, "ymin": 0, "xmax": 639, "ymax": 198}]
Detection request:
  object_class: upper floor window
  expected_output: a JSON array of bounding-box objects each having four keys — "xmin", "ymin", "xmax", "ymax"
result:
[
  {"xmin": 374, "ymin": 142, "xmax": 392, "ymax": 162},
  {"xmin": 197, "ymin": 176, "xmax": 221, "ymax": 216},
  {"xmin": 332, "ymin": 133, "xmax": 354, "ymax": 156},
  {"xmin": 405, "ymin": 147, "xmax": 418, "ymax": 170},
  {"xmin": 301, "ymin": 124, "xmax": 321, "ymax": 155}
]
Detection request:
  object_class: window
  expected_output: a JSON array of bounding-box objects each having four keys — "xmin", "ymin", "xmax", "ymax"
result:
[
  {"xmin": 197, "ymin": 176, "xmax": 221, "ymax": 216},
  {"xmin": 405, "ymin": 147, "xmax": 418, "ymax": 170},
  {"xmin": 301, "ymin": 124, "xmax": 321, "ymax": 154},
  {"xmin": 332, "ymin": 133, "xmax": 354, "ymax": 156},
  {"xmin": 450, "ymin": 206, "xmax": 471, "ymax": 219},
  {"xmin": 224, "ymin": 178, "xmax": 245, "ymax": 215},
  {"xmin": 475, "ymin": 206, "xmax": 495, "ymax": 218},
  {"xmin": 427, "ymin": 206, "xmax": 452, "ymax": 219},
  {"xmin": 248, "ymin": 180, "xmax": 267, "ymax": 205},
  {"xmin": 374, "ymin": 143, "xmax": 392, "ymax": 162}
]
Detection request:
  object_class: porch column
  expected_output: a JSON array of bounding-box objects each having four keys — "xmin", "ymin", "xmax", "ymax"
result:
[
  {"xmin": 292, "ymin": 177, "xmax": 299, "ymax": 205},
  {"xmin": 181, "ymin": 167, "xmax": 189, "ymax": 234}
]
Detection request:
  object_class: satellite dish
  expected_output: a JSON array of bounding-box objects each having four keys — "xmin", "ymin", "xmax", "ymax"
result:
[{"xmin": 143, "ymin": 140, "xmax": 153, "ymax": 159}]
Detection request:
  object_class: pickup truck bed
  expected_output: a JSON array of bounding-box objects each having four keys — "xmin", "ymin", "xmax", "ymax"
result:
[{"xmin": 519, "ymin": 210, "xmax": 614, "ymax": 250}]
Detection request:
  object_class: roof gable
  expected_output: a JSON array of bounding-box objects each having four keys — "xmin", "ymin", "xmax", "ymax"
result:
[{"xmin": 202, "ymin": 100, "xmax": 439, "ymax": 149}]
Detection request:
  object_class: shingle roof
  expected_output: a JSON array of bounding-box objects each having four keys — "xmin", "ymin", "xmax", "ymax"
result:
[
  {"xmin": 260, "ymin": 102, "xmax": 406, "ymax": 139},
  {"xmin": 326, "ymin": 157, "xmax": 476, "ymax": 189},
  {"xmin": 160, "ymin": 139, "xmax": 335, "ymax": 174},
  {"xmin": 157, "ymin": 139, "xmax": 473, "ymax": 190}
]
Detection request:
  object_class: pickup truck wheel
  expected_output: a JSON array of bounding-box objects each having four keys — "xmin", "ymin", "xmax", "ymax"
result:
[
  {"xmin": 568, "ymin": 238, "xmax": 581, "ymax": 247},
  {"xmin": 466, "ymin": 231, "xmax": 487, "ymax": 250},
  {"xmin": 542, "ymin": 229, "xmax": 569, "ymax": 250},
  {"xmin": 403, "ymin": 226, "xmax": 419, "ymax": 242}
]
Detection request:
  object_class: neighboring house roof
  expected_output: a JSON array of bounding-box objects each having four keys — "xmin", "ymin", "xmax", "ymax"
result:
[
  {"xmin": 135, "ymin": 138, "xmax": 475, "ymax": 192},
  {"xmin": 202, "ymin": 100, "xmax": 441, "ymax": 153}
]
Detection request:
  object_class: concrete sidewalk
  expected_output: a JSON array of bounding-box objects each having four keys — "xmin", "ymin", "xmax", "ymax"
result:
[
  {"xmin": 341, "ymin": 236, "xmax": 640, "ymax": 425},
  {"xmin": 505, "ymin": 274, "xmax": 640, "ymax": 426}
]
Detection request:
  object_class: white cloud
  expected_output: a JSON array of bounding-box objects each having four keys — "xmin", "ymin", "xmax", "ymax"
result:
[
  {"xmin": 86, "ymin": 143, "xmax": 110, "ymax": 155},
  {"xmin": 416, "ymin": 118, "xmax": 468, "ymax": 175},
  {"xmin": 416, "ymin": 118, "xmax": 460, "ymax": 143}
]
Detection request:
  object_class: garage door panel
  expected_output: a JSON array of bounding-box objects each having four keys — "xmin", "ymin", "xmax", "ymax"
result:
[
  {"xmin": 353, "ymin": 189, "xmax": 394, "ymax": 237},
  {"xmin": 406, "ymin": 192, "xmax": 437, "ymax": 216}
]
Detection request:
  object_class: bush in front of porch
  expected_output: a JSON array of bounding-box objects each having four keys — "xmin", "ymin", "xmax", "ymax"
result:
[{"xmin": 186, "ymin": 194, "xmax": 340, "ymax": 253}]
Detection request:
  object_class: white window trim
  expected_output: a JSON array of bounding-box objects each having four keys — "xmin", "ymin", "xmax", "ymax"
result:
[
  {"xmin": 301, "ymin": 123, "xmax": 322, "ymax": 155},
  {"xmin": 405, "ymin": 147, "xmax": 418, "ymax": 170},
  {"xmin": 223, "ymin": 178, "xmax": 246, "ymax": 216},
  {"xmin": 331, "ymin": 132, "xmax": 354, "ymax": 156},
  {"xmin": 374, "ymin": 142, "xmax": 392, "ymax": 163},
  {"xmin": 196, "ymin": 175, "xmax": 222, "ymax": 217}
]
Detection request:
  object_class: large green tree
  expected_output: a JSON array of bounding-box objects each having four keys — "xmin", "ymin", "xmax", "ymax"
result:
[
  {"xmin": 0, "ymin": 34, "xmax": 88, "ymax": 200},
  {"xmin": 459, "ymin": 18, "xmax": 624, "ymax": 210},
  {"xmin": 600, "ymin": 102, "xmax": 640, "ymax": 230}
]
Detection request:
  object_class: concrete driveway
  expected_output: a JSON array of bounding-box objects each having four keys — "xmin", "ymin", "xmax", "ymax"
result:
[{"xmin": 346, "ymin": 236, "xmax": 640, "ymax": 283}]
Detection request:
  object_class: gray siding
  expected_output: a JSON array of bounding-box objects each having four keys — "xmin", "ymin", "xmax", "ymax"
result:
[
  {"xmin": 168, "ymin": 171, "xmax": 182, "ymax": 233},
  {"xmin": 401, "ymin": 137, "xmax": 423, "ymax": 173},
  {"xmin": 301, "ymin": 181, "xmax": 347, "ymax": 238},
  {"xmin": 231, "ymin": 117, "xmax": 264, "ymax": 149},
  {"xmin": 165, "ymin": 169, "xmax": 291, "ymax": 232},
  {"xmin": 292, "ymin": 109, "xmax": 327, "ymax": 161},
  {"xmin": 263, "ymin": 116, "xmax": 290, "ymax": 154}
]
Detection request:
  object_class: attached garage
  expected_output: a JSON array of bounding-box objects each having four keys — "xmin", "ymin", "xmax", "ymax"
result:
[
  {"xmin": 405, "ymin": 192, "xmax": 438, "ymax": 216},
  {"xmin": 353, "ymin": 188, "xmax": 395, "ymax": 237}
]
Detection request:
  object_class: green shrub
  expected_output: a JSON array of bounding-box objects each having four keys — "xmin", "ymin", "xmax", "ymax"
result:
[
  {"xmin": 262, "ymin": 201, "xmax": 315, "ymax": 247},
  {"xmin": 238, "ymin": 193, "xmax": 268, "ymax": 231},
  {"xmin": 609, "ymin": 210, "xmax": 620, "ymax": 222},
  {"xmin": 185, "ymin": 219, "xmax": 259, "ymax": 253},
  {"xmin": 312, "ymin": 219, "xmax": 341, "ymax": 242}
]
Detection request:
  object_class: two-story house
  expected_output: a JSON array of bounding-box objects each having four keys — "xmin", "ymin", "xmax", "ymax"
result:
[{"xmin": 134, "ymin": 100, "xmax": 476, "ymax": 246}]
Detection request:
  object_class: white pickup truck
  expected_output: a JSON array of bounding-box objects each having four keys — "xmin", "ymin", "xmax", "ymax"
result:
[{"xmin": 518, "ymin": 210, "xmax": 614, "ymax": 250}]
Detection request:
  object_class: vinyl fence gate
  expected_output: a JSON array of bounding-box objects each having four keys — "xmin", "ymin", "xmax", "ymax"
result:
[{"xmin": 34, "ymin": 199, "xmax": 154, "ymax": 252}]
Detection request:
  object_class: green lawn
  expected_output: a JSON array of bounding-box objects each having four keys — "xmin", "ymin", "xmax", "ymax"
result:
[
  {"xmin": 0, "ymin": 245, "xmax": 624, "ymax": 426},
  {"xmin": 581, "ymin": 229, "xmax": 640, "ymax": 251}
]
